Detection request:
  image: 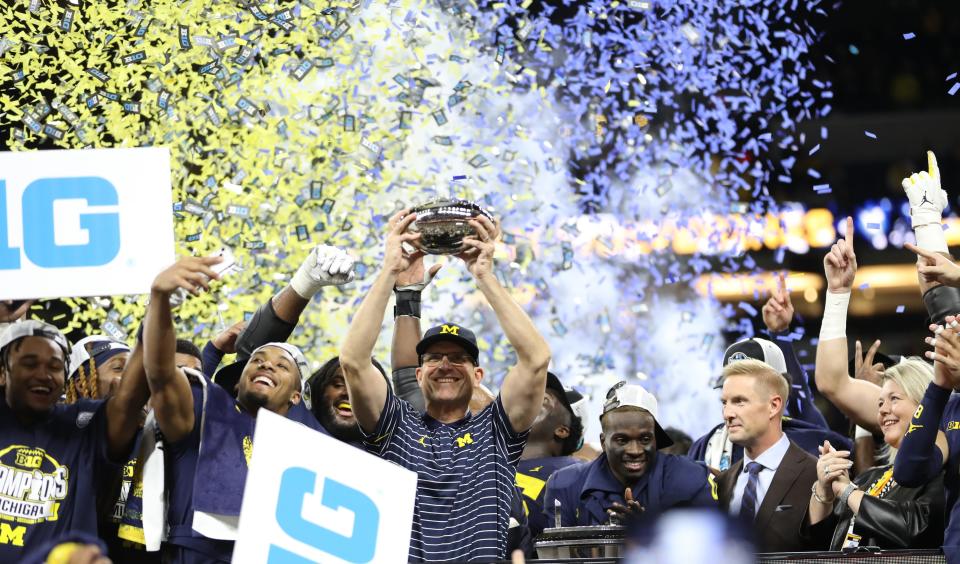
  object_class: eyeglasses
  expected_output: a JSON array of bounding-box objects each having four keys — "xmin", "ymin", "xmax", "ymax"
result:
[{"xmin": 421, "ymin": 352, "xmax": 475, "ymax": 366}]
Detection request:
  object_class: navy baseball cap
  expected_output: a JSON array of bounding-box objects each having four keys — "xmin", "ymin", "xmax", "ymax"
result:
[{"xmin": 416, "ymin": 323, "xmax": 480, "ymax": 365}]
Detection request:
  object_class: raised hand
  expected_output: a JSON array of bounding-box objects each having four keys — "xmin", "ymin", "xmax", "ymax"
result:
[
  {"xmin": 853, "ymin": 339, "xmax": 885, "ymax": 385},
  {"xmin": 212, "ymin": 320, "xmax": 246, "ymax": 354},
  {"xmin": 762, "ymin": 273, "xmax": 794, "ymax": 333},
  {"xmin": 395, "ymin": 254, "xmax": 442, "ymax": 291},
  {"xmin": 926, "ymin": 316, "xmax": 960, "ymax": 389},
  {"xmin": 905, "ymin": 243, "xmax": 960, "ymax": 287},
  {"xmin": 903, "ymin": 151, "xmax": 947, "ymax": 228},
  {"xmin": 384, "ymin": 209, "xmax": 424, "ymax": 277},
  {"xmin": 823, "ymin": 216, "xmax": 857, "ymax": 293},
  {"xmin": 455, "ymin": 215, "xmax": 500, "ymax": 281},
  {"xmin": 151, "ymin": 256, "xmax": 223, "ymax": 296},
  {"xmin": 0, "ymin": 299, "xmax": 34, "ymax": 323},
  {"xmin": 291, "ymin": 245, "xmax": 357, "ymax": 296}
]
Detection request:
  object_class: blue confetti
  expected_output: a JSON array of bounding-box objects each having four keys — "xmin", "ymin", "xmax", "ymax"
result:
[
  {"xmin": 864, "ymin": 130, "xmax": 877, "ymax": 139},
  {"xmin": 949, "ymin": 83, "xmax": 960, "ymax": 97},
  {"xmin": 896, "ymin": 305, "xmax": 905, "ymax": 313},
  {"xmin": 902, "ymin": 32, "xmax": 915, "ymax": 40}
]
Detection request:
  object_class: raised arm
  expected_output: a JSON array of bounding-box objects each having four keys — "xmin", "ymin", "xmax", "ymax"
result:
[
  {"xmin": 761, "ymin": 273, "xmax": 827, "ymax": 427},
  {"xmin": 391, "ymin": 256, "xmax": 441, "ymax": 412},
  {"xmin": 894, "ymin": 317, "xmax": 957, "ymax": 486},
  {"xmin": 457, "ymin": 216, "xmax": 551, "ymax": 432},
  {"xmin": 814, "ymin": 217, "xmax": 882, "ymax": 431},
  {"xmin": 143, "ymin": 257, "xmax": 222, "ymax": 443},
  {"xmin": 103, "ymin": 337, "xmax": 150, "ymax": 461},
  {"xmin": 235, "ymin": 245, "xmax": 356, "ymax": 358},
  {"xmin": 341, "ymin": 211, "xmax": 421, "ymax": 432}
]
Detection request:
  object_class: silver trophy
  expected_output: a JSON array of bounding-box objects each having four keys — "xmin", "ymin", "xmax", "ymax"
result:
[{"xmin": 408, "ymin": 198, "xmax": 494, "ymax": 255}]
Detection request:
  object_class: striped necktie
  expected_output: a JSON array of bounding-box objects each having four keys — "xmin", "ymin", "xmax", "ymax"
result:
[{"xmin": 739, "ymin": 461, "xmax": 764, "ymax": 522}]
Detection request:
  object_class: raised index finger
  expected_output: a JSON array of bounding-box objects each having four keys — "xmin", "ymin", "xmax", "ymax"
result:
[
  {"xmin": 929, "ymin": 150, "xmax": 940, "ymax": 182},
  {"xmin": 904, "ymin": 242, "xmax": 936, "ymax": 260},
  {"xmin": 844, "ymin": 216, "xmax": 853, "ymax": 246}
]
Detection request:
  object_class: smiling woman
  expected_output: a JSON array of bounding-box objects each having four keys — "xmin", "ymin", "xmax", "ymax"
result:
[{"xmin": 805, "ymin": 358, "xmax": 943, "ymax": 550}]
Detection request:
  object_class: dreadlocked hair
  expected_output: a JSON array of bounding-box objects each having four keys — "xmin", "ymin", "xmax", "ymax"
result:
[
  {"xmin": 65, "ymin": 376, "xmax": 77, "ymax": 403},
  {"xmin": 70, "ymin": 360, "xmax": 101, "ymax": 402},
  {"xmin": 89, "ymin": 361, "xmax": 100, "ymax": 399}
]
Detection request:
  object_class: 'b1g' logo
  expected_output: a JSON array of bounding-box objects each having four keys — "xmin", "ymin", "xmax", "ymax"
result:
[
  {"xmin": 269, "ymin": 467, "xmax": 380, "ymax": 563},
  {"xmin": 0, "ymin": 177, "xmax": 120, "ymax": 269}
]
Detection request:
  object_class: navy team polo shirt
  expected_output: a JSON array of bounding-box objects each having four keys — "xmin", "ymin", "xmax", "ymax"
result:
[
  {"xmin": 363, "ymin": 387, "xmax": 528, "ymax": 562},
  {"xmin": 0, "ymin": 397, "xmax": 120, "ymax": 561}
]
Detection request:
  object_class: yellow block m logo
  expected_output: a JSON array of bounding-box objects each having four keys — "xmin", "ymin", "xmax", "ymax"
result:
[
  {"xmin": 0, "ymin": 523, "xmax": 25, "ymax": 546},
  {"xmin": 440, "ymin": 324, "xmax": 460, "ymax": 336},
  {"xmin": 455, "ymin": 433, "xmax": 474, "ymax": 448}
]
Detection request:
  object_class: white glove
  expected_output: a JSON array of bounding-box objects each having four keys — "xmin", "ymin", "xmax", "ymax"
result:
[
  {"xmin": 290, "ymin": 245, "xmax": 356, "ymax": 298},
  {"xmin": 903, "ymin": 151, "xmax": 947, "ymax": 228},
  {"xmin": 903, "ymin": 151, "xmax": 949, "ymax": 253}
]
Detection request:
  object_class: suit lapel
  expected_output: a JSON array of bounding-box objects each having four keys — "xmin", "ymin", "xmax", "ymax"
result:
[
  {"xmin": 754, "ymin": 443, "xmax": 803, "ymax": 527},
  {"xmin": 719, "ymin": 459, "xmax": 743, "ymax": 511}
]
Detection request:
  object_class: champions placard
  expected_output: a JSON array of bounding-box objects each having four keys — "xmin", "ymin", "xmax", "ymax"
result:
[
  {"xmin": 0, "ymin": 147, "xmax": 175, "ymax": 299},
  {"xmin": 233, "ymin": 410, "xmax": 417, "ymax": 564}
]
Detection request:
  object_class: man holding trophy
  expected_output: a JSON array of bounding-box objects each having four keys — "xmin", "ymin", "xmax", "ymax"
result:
[{"xmin": 340, "ymin": 199, "xmax": 552, "ymax": 562}]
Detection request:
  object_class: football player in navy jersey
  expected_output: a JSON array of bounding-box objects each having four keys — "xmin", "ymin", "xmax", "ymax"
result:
[
  {"xmin": 0, "ymin": 319, "xmax": 149, "ymax": 561},
  {"xmin": 515, "ymin": 372, "xmax": 584, "ymax": 538},
  {"xmin": 545, "ymin": 383, "xmax": 717, "ymax": 528},
  {"xmin": 142, "ymin": 256, "xmax": 324, "ymax": 563}
]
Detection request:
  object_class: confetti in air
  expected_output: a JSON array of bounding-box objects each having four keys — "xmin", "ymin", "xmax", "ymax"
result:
[{"xmin": 1, "ymin": 0, "xmax": 832, "ymax": 436}]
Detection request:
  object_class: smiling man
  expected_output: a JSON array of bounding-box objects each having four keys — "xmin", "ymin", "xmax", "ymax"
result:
[
  {"xmin": 305, "ymin": 357, "xmax": 388, "ymax": 445},
  {"xmin": 715, "ymin": 358, "xmax": 823, "ymax": 552},
  {"xmin": 0, "ymin": 320, "xmax": 148, "ymax": 562},
  {"xmin": 340, "ymin": 209, "xmax": 551, "ymax": 562},
  {"xmin": 543, "ymin": 382, "xmax": 716, "ymax": 527},
  {"xmin": 141, "ymin": 256, "xmax": 320, "ymax": 563}
]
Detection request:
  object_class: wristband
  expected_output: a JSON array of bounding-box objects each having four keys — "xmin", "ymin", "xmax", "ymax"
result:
[
  {"xmin": 914, "ymin": 223, "xmax": 949, "ymax": 254},
  {"xmin": 923, "ymin": 284, "xmax": 960, "ymax": 327},
  {"xmin": 819, "ymin": 291, "xmax": 850, "ymax": 341},
  {"xmin": 838, "ymin": 482, "xmax": 858, "ymax": 507},
  {"xmin": 394, "ymin": 289, "xmax": 421, "ymax": 318}
]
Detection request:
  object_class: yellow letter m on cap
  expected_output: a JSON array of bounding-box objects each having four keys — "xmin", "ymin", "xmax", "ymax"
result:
[{"xmin": 440, "ymin": 324, "xmax": 460, "ymax": 336}]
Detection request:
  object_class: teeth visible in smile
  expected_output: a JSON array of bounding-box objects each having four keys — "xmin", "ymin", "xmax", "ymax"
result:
[
  {"xmin": 253, "ymin": 376, "xmax": 275, "ymax": 388},
  {"xmin": 30, "ymin": 386, "xmax": 51, "ymax": 393}
]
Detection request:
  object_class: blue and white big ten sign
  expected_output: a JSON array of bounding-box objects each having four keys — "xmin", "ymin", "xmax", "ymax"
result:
[
  {"xmin": 234, "ymin": 410, "xmax": 417, "ymax": 564},
  {"xmin": 0, "ymin": 147, "xmax": 175, "ymax": 299}
]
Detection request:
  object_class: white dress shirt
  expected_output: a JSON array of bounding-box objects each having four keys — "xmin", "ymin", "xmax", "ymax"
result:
[{"xmin": 729, "ymin": 432, "xmax": 791, "ymax": 516}]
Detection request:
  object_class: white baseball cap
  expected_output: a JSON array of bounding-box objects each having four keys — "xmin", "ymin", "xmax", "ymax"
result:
[
  {"xmin": 0, "ymin": 320, "xmax": 71, "ymax": 360},
  {"xmin": 601, "ymin": 381, "xmax": 674, "ymax": 448},
  {"xmin": 723, "ymin": 338, "xmax": 787, "ymax": 374}
]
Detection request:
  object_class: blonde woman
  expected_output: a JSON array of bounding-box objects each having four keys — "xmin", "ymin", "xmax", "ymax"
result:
[{"xmin": 805, "ymin": 359, "xmax": 944, "ymax": 549}]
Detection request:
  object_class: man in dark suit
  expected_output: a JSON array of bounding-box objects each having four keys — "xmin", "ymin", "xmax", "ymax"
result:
[{"xmin": 716, "ymin": 358, "xmax": 828, "ymax": 552}]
